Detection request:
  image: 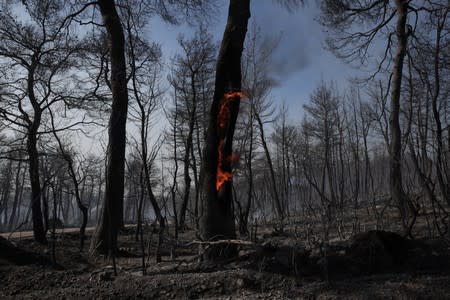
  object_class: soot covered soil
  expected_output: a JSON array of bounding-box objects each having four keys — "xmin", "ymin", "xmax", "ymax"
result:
[{"xmin": 1, "ymin": 224, "xmax": 450, "ymax": 299}]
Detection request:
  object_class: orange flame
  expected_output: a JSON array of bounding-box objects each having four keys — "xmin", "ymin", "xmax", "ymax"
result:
[{"xmin": 216, "ymin": 91, "xmax": 244, "ymax": 191}]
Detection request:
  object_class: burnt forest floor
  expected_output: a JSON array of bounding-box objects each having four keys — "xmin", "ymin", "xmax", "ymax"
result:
[{"xmin": 1, "ymin": 210, "xmax": 450, "ymax": 299}]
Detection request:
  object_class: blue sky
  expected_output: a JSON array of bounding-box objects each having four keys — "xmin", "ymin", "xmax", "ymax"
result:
[{"xmin": 147, "ymin": 0, "xmax": 363, "ymax": 121}]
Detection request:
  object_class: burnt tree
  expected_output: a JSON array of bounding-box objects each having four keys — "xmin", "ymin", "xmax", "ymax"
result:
[
  {"xmin": 199, "ymin": 0, "xmax": 250, "ymax": 260},
  {"xmin": 91, "ymin": 0, "xmax": 129, "ymax": 255},
  {"xmin": 389, "ymin": 0, "xmax": 410, "ymax": 233}
]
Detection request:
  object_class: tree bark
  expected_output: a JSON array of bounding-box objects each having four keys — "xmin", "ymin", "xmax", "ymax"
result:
[
  {"xmin": 8, "ymin": 160, "xmax": 23, "ymax": 231},
  {"xmin": 240, "ymin": 109, "xmax": 254, "ymax": 236},
  {"xmin": 199, "ymin": 0, "xmax": 250, "ymax": 260},
  {"xmin": 170, "ymin": 99, "xmax": 179, "ymax": 239},
  {"xmin": 92, "ymin": 0, "xmax": 129, "ymax": 255},
  {"xmin": 0, "ymin": 160, "xmax": 12, "ymax": 229},
  {"xmin": 62, "ymin": 152, "xmax": 88, "ymax": 251},
  {"xmin": 27, "ymin": 112, "xmax": 46, "ymax": 244},
  {"xmin": 429, "ymin": 9, "xmax": 450, "ymax": 208},
  {"xmin": 179, "ymin": 74, "xmax": 198, "ymax": 229},
  {"xmin": 389, "ymin": 0, "xmax": 409, "ymax": 234},
  {"xmin": 255, "ymin": 112, "xmax": 284, "ymax": 219}
]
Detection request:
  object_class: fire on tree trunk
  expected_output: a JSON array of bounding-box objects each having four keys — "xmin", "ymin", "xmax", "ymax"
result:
[
  {"xmin": 216, "ymin": 91, "xmax": 245, "ymax": 191},
  {"xmin": 199, "ymin": 0, "xmax": 250, "ymax": 261}
]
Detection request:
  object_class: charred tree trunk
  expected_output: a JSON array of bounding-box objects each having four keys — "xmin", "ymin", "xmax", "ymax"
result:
[
  {"xmin": 179, "ymin": 74, "xmax": 198, "ymax": 229},
  {"xmin": 389, "ymin": 0, "xmax": 410, "ymax": 234},
  {"xmin": 190, "ymin": 149, "xmax": 200, "ymax": 229},
  {"xmin": 143, "ymin": 163, "xmax": 165, "ymax": 262},
  {"xmin": 92, "ymin": 0, "xmax": 129, "ymax": 255},
  {"xmin": 136, "ymin": 167, "xmax": 145, "ymax": 245},
  {"xmin": 53, "ymin": 133, "xmax": 88, "ymax": 252},
  {"xmin": 0, "ymin": 160, "xmax": 12, "ymax": 229},
  {"xmin": 200, "ymin": 0, "xmax": 250, "ymax": 261},
  {"xmin": 430, "ymin": 9, "xmax": 450, "ymax": 210},
  {"xmin": 126, "ymin": 10, "xmax": 165, "ymax": 254},
  {"xmin": 23, "ymin": 52, "xmax": 47, "ymax": 244},
  {"xmin": 95, "ymin": 174, "xmax": 102, "ymax": 221},
  {"xmin": 42, "ymin": 183, "xmax": 49, "ymax": 234},
  {"xmin": 8, "ymin": 160, "xmax": 23, "ymax": 231},
  {"xmin": 27, "ymin": 114, "xmax": 46, "ymax": 244},
  {"xmin": 170, "ymin": 99, "xmax": 179, "ymax": 239},
  {"xmin": 239, "ymin": 108, "xmax": 254, "ymax": 236},
  {"xmin": 255, "ymin": 111, "xmax": 284, "ymax": 219},
  {"xmin": 134, "ymin": 74, "xmax": 165, "ymax": 262}
]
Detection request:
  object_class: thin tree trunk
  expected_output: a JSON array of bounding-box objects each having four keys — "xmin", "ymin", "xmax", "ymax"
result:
[
  {"xmin": 16, "ymin": 168, "xmax": 26, "ymax": 227},
  {"xmin": 241, "ymin": 111, "xmax": 254, "ymax": 236},
  {"xmin": 170, "ymin": 100, "xmax": 179, "ymax": 239},
  {"xmin": 8, "ymin": 160, "xmax": 23, "ymax": 231},
  {"xmin": 42, "ymin": 183, "xmax": 49, "ymax": 234},
  {"xmin": 255, "ymin": 112, "xmax": 284, "ymax": 219},
  {"xmin": 1, "ymin": 160, "xmax": 12, "ymax": 229},
  {"xmin": 190, "ymin": 149, "xmax": 200, "ymax": 229},
  {"xmin": 179, "ymin": 74, "xmax": 198, "ymax": 229},
  {"xmin": 87, "ymin": 180, "xmax": 94, "ymax": 224},
  {"xmin": 135, "ymin": 168, "xmax": 145, "ymax": 245},
  {"xmin": 64, "ymin": 155, "xmax": 88, "ymax": 251},
  {"xmin": 51, "ymin": 183, "xmax": 58, "ymax": 266},
  {"xmin": 136, "ymin": 166, "xmax": 146, "ymax": 274},
  {"xmin": 95, "ymin": 175, "xmax": 102, "ymax": 222}
]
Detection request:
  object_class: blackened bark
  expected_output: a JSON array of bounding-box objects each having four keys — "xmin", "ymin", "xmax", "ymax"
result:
[
  {"xmin": 132, "ymin": 65, "xmax": 165, "ymax": 261},
  {"xmin": 0, "ymin": 161, "xmax": 12, "ymax": 229},
  {"xmin": 59, "ymin": 146, "xmax": 88, "ymax": 251},
  {"xmin": 42, "ymin": 184, "xmax": 49, "ymax": 234},
  {"xmin": 430, "ymin": 11, "xmax": 450, "ymax": 208},
  {"xmin": 389, "ymin": 0, "xmax": 409, "ymax": 233},
  {"xmin": 239, "ymin": 111, "xmax": 254, "ymax": 236},
  {"xmin": 170, "ymin": 100, "xmax": 179, "ymax": 239},
  {"xmin": 125, "ymin": 7, "xmax": 165, "ymax": 235},
  {"xmin": 8, "ymin": 160, "xmax": 23, "ymax": 231},
  {"xmin": 27, "ymin": 122, "xmax": 46, "ymax": 244},
  {"xmin": 255, "ymin": 111, "xmax": 284, "ymax": 218},
  {"xmin": 179, "ymin": 74, "xmax": 198, "ymax": 229},
  {"xmin": 24, "ymin": 52, "xmax": 47, "ymax": 244},
  {"xmin": 92, "ymin": 0, "xmax": 129, "ymax": 255},
  {"xmin": 200, "ymin": 0, "xmax": 250, "ymax": 260}
]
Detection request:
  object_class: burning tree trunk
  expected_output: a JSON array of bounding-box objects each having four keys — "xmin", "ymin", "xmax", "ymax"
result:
[{"xmin": 199, "ymin": 0, "xmax": 250, "ymax": 260}]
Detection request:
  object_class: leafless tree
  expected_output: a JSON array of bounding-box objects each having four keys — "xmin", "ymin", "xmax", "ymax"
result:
[
  {"xmin": 168, "ymin": 27, "xmax": 216, "ymax": 230},
  {"xmin": 121, "ymin": 0, "xmax": 167, "ymax": 262},
  {"xmin": 0, "ymin": 0, "xmax": 90, "ymax": 243},
  {"xmin": 241, "ymin": 23, "xmax": 285, "ymax": 223},
  {"xmin": 320, "ymin": 0, "xmax": 428, "ymax": 234}
]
